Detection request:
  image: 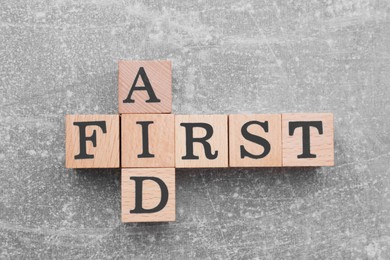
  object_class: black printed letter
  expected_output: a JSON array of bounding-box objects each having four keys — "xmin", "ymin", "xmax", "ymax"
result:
[
  {"xmin": 180, "ymin": 123, "xmax": 218, "ymax": 160},
  {"xmin": 289, "ymin": 121, "xmax": 323, "ymax": 159},
  {"xmin": 136, "ymin": 121, "xmax": 154, "ymax": 158},
  {"xmin": 240, "ymin": 121, "xmax": 271, "ymax": 159},
  {"xmin": 130, "ymin": 176, "xmax": 169, "ymax": 214},
  {"xmin": 123, "ymin": 67, "xmax": 161, "ymax": 103},
  {"xmin": 73, "ymin": 121, "xmax": 106, "ymax": 160}
]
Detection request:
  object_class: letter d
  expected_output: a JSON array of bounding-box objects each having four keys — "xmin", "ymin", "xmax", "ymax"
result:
[{"xmin": 130, "ymin": 176, "xmax": 169, "ymax": 214}]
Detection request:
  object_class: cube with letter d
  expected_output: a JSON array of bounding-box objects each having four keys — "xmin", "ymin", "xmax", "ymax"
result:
[
  {"xmin": 121, "ymin": 168, "xmax": 176, "ymax": 223},
  {"xmin": 282, "ymin": 113, "xmax": 334, "ymax": 166}
]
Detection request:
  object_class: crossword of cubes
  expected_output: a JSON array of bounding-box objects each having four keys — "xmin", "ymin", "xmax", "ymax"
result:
[{"xmin": 65, "ymin": 60, "xmax": 335, "ymax": 223}]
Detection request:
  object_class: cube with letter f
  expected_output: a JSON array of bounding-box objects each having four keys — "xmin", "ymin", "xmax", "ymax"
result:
[{"xmin": 65, "ymin": 115, "xmax": 120, "ymax": 168}]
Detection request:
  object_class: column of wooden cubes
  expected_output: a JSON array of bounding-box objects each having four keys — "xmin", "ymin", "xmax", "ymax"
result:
[
  {"xmin": 118, "ymin": 61, "xmax": 176, "ymax": 223},
  {"xmin": 65, "ymin": 60, "xmax": 335, "ymax": 223}
]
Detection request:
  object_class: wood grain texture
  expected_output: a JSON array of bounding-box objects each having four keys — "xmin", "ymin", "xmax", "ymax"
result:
[
  {"xmin": 121, "ymin": 168, "xmax": 175, "ymax": 223},
  {"xmin": 118, "ymin": 60, "xmax": 172, "ymax": 114},
  {"xmin": 175, "ymin": 115, "xmax": 228, "ymax": 168},
  {"xmin": 229, "ymin": 114, "xmax": 282, "ymax": 167},
  {"xmin": 121, "ymin": 114, "xmax": 175, "ymax": 168},
  {"xmin": 282, "ymin": 113, "xmax": 334, "ymax": 167},
  {"xmin": 65, "ymin": 115, "xmax": 119, "ymax": 168}
]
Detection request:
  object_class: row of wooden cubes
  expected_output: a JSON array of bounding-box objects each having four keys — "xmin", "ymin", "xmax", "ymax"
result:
[{"xmin": 66, "ymin": 113, "xmax": 334, "ymax": 169}]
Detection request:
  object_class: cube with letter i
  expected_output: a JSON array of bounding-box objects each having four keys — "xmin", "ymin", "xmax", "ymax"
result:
[{"xmin": 121, "ymin": 114, "xmax": 175, "ymax": 168}]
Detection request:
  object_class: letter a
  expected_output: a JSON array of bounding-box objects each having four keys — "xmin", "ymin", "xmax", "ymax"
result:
[{"xmin": 123, "ymin": 67, "xmax": 161, "ymax": 103}]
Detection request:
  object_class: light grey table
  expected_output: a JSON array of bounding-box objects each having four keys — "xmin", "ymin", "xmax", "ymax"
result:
[{"xmin": 1, "ymin": 1, "xmax": 389, "ymax": 259}]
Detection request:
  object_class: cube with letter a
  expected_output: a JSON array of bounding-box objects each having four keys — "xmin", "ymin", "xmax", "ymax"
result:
[{"xmin": 118, "ymin": 60, "xmax": 172, "ymax": 114}]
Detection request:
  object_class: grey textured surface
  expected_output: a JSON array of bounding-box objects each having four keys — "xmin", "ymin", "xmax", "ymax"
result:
[{"xmin": 1, "ymin": 0, "xmax": 390, "ymax": 259}]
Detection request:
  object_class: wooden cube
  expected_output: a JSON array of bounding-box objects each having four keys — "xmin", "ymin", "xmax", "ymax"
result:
[
  {"xmin": 121, "ymin": 168, "xmax": 175, "ymax": 223},
  {"xmin": 229, "ymin": 114, "xmax": 282, "ymax": 167},
  {"xmin": 65, "ymin": 115, "xmax": 119, "ymax": 168},
  {"xmin": 118, "ymin": 60, "xmax": 172, "ymax": 114},
  {"xmin": 282, "ymin": 113, "xmax": 334, "ymax": 166},
  {"xmin": 175, "ymin": 115, "xmax": 228, "ymax": 168},
  {"xmin": 121, "ymin": 114, "xmax": 175, "ymax": 168}
]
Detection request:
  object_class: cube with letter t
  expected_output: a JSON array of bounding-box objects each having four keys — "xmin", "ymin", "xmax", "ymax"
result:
[{"xmin": 282, "ymin": 113, "xmax": 334, "ymax": 166}]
